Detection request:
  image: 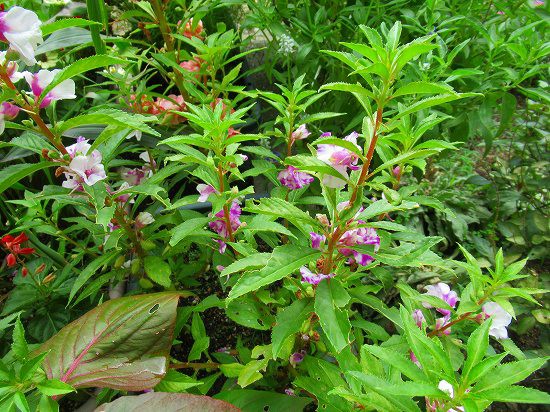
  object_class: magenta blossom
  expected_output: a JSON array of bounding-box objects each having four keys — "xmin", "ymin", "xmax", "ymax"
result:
[
  {"xmin": 0, "ymin": 102, "xmax": 20, "ymax": 134},
  {"xmin": 317, "ymin": 131, "xmax": 361, "ymax": 187},
  {"xmin": 435, "ymin": 316, "xmax": 452, "ymax": 335},
  {"xmin": 24, "ymin": 69, "xmax": 76, "ymax": 108},
  {"xmin": 291, "ymin": 124, "xmax": 311, "ymax": 141},
  {"xmin": 300, "ymin": 266, "xmax": 334, "ymax": 285},
  {"xmin": 289, "ymin": 350, "xmax": 306, "ymax": 367},
  {"xmin": 338, "ymin": 224, "xmax": 380, "ymax": 266},
  {"xmin": 310, "ymin": 232, "xmax": 326, "ymax": 249},
  {"xmin": 208, "ymin": 201, "xmax": 242, "ymax": 253},
  {"xmin": 422, "ymin": 283, "xmax": 459, "ymax": 316},
  {"xmin": 278, "ymin": 166, "xmax": 314, "ymax": 190},
  {"xmin": 197, "ymin": 184, "xmax": 218, "ymax": 202}
]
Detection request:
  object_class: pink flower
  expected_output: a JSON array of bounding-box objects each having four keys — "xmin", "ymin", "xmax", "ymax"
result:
[
  {"xmin": 24, "ymin": 69, "xmax": 76, "ymax": 108},
  {"xmin": 393, "ymin": 166, "xmax": 401, "ymax": 177},
  {"xmin": 0, "ymin": 102, "xmax": 20, "ymax": 134},
  {"xmin": 155, "ymin": 94, "xmax": 186, "ymax": 125},
  {"xmin": 412, "ymin": 309, "xmax": 425, "ymax": 328},
  {"xmin": 0, "ymin": 7, "xmax": 42, "ymax": 65},
  {"xmin": 208, "ymin": 201, "xmax": 242, "ymax": 253},
  {"xmin": 534, "ymin": 0, "xmax": 544, "ymax": 6},
  {"xmin": 278, "ymin": 166, "xmax": 314, "ymax": 190},
  {"xmin": 180, "ymin": 57, "xmax": 203, "ymax": 77},
  {"xmin": 289, "ymin": 350, "xmax": 306, "ymax": 367},
  {"xmin": 435, "ymin": 316, "xmax": 452, "ymax": 335},
  {"xmin": 300, "ymin": 266, "xmax": 334, "ymax": 285},
  {"xmin": 291, "ymin": 124, "xmax": 311, "ymax": 141},
  {"xmin": 410, "ymin": 351, "xmax": 420, "ymax": 367},
  {"xmin": 182, "ymin": 18, "xmax": 204, "ymax": 39},
  {"xmin": 316, "ymin": 131, "xmax": 361, "ymax": 187},
  {"xmin": 197, "ymin": 184, "xmax": 218, "ymax": 202},
  {"xmin": 422, "ymin": 283, "xmax": 459, "ymax": 316},
  {"xmin": 338, "ymin": 224, "xmax": 380, "ymax": 266},
  {"xmin": 62, "ymin": 137, "xmax": 106, "ymax": 188},
  {"xmin": 310, "ymin": 232, "xmax": 326, "ymax": 249},
  {"xmin": 481, "ymin": 301, "xmax": 512, "ymax": 339},
  {"xmin": 67, "ymin": 152, "xmax": 106, "ymax": 186}
]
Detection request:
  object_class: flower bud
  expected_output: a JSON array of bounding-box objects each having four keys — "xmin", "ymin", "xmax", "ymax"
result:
[
  {"xmin": 6, "ymin": 253, "xmax": 16, "ymax": 267},
  {"xmin": 114, "ymin": 255, "xmax": 126, "ymax": 269},
  {"xmin": 36, "ymin": 263, "xmax": 46, "ymax": 274},
  {"xmin": 141, "ymin": 239, "xmax": 156, "ymax": 251},
  {"xmin": 42, "ymin": 273, "xmax": 56, "ymax": 284},
  {"xmin": 21, "ymin": 267, "xmax": 28, "ymax": 277},
  {"xmin": 316, "ymin": 214, "xmax": 329, "ymax": 226},
  {"xmin": 393, "ymin": 166, "xmax": 401, "ymax": 177},
  {"xmin": 135, "ymin": 212, "xmax": 155, "ymax": 228},
  {"xmin": 48, "ymin": 150, "xmax": 61, "ymax": 159},
  {"xmin": 130, "ymin": 259, "xmax": 141, "ymax": 275},
  {"xmin": 139, "ymin": 278, "xmax": 154, "ymax": 289}
]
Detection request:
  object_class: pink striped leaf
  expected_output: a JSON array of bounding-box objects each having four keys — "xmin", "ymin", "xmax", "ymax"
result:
[{"xmin": 35, "ymin": 292, "xmax": 180, "ymax": 391}]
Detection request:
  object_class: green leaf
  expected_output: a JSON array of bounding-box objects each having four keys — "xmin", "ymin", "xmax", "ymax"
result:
[
  {"xmin": 315, "ymin": 280, "xmax": 351, "ymax": 353},
  {"xmin": 41, "ymin": 18, "xmax": 102, "ymax": 36},
  {"xmin": 393, "ymin": 93, "xmax": 479, "ymax": 121},
  {"xmin": 170, "ymin": 217, "xmax": 213, "ymax": 246},
  {"xmin": 68, "ymin": 250, "xmax": 119, "ymax": 303},
  {"xmin": 36, "ymin": 379, "xmax": 75, "ymax": 396},
  {"xmin": 154, "ymin": 370, "xmax": 203, "ymax": 392},
  {"xmin": 56, "ymin": 109, "xmax": 160, "ymax": 137},
  {"xmin": 227, "ymin": 245, "xmax": 321, "ymax": 302},
  {"xmin": 478, "ymin": 386, "xmax": 550, "ymax": 404},
  {"xmin": 0, "ymin": 162, "xmax": 57, "ymax": 196},
  {"xmin": 144, "ymin": 256, "xmax": 172, "ymax": 288},
  {"xmin": 220, "ymin": 253, "xmax": 272, "ymax": 278},
  {"xmin": 347, "ymin": 371, "xmax": 443, "ymax": 397},
  {"xmin": 244, "ymin": 198, "xmax": 320, "ymax": 230},
  {"xmin": 272, "ymin": 299, "xmax": 314, "ymax": 359},
  {"xmin": 311, "ymin": 137, "xmax": 365, "ymax": 159},
  {"xmin": 97, "ymin": 392, "xmax": 240, "ymax": 411},
  {"xmin": 362, "ymin": 345, "xmax": 426, "ymax": 382},
  {"xmin": 462, "ymin": 321, "xmax": 491, "ymax": 382},
  {"xmin": 357, "ymin": 199, "xmax": 419, "ymax": 220},
  {"xmin": 20, "ymin": 352, "xmax": 48, "ymax": 381},
  {"xmin": 35, "ymin": 293, "xmax": 180, "ymax": 390},
  {"xmin": 238, "ymin": 358, "xmax": 269, "ymax": 387},
  {"xmin": 474, "ymin": 358, "xmax": 548, "ymax": 392},
  {"xmin": 285, "ymin": 155, "xmax": 349, "ymax": 182},
  {"xmin": 12, "ymin": 317, "xmax": 29, "ymax": 360},
  {"xmin": 215, "ymin": 389, "xmax": 312, "ymax": 412},
  {"xmin": 39, "ymin": 56, "xmax": 125, "ymax": 104},
  {"xmin": 393, "ymin": 82, "xmax": 455, "ymax": 97},
  {"xmin": 13, "ymin": 392, "xmax": 30, "ymax": 412}
]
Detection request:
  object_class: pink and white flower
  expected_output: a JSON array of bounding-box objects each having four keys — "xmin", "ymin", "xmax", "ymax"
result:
[
  {"xmin": 0, "ymin": 102, "xmax": 20, "ymax": 134},
  {"xmin": 24, "ymin": 69, "xmax": 76, "ymax": 108},
  {"xmin": 197, "ymin": 184, "xmax": 218, "ymax": 202},
  {"xmin": 0, "ymin": 7, "xmax": 42, "ymax": 65},
  {"xmin": 316, "ymin": 131, "xmax": 361, "ymax": 187},
  {"xmin": 338, "ymin": 224, "xmax": 380, "ymax": 266},
  {"xmin": 412, "ymin": 309, "xmax": 425, "ymax": 328},
  {"xmin": 278, "ymin": 166, "xmax": 314, "ymax": 190},
  {"xmin": 291, "ymin": 124, "xmax": 311, "ymax": 141},
  {"xmin": 136, "ymin": 212, "xmax": 155, "ymax": 228},
  {"xmin": 310, "ymin": 232, "xmax": 326, "ymax": 249},
  {"xmin": 300, "ymin": 266, "xmax": 334, "ymax": 286},
  {"xmin": 481, "ymin": 301, "xmax": 512, "ymax": 339},
  {"xmin": 422, "ymin": 283, "xmax": 459, "ymax": 316},
  {"xmin": 208, "ymin": 201, "xmax": 242, "ymax": 254},
  {"xmin": 62, "ymin": 137, "xmax": 106, "ymax": 189}
]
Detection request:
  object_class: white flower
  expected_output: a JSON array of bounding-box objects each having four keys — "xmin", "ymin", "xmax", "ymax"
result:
[
  {"xmin": 136, "ymin": 212, "xmax": 155, "ymax": 227},
  {"xmin": 66, "ymin": 136, "xmax": 91, "ymax": 158},
  {"xmin": 482, "ymin": 301, "xmax": 512, "ymax": 339},
  {"xmin": 24, "ymin": 69, "xmax": 76, "ymax": 108},
  {"xmin": 277, "ymin": 34, "xmax": 298, "ymax": 55},
  {"xmin": 126, "ymin": 130, "xmax": 142, "ymax": 141},
  {"xmin": 0, "ymin": 7, "xmax": 43, "ymax": 65},
  {"xmin": 69, "ymin": 152, "xmax": 106, "ymax": 186}
]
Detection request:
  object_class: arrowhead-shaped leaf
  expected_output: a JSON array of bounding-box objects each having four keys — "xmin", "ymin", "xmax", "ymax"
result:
[
  {"xmin": 94, "ymin": 392, "xmax": 240, "ymax": 412},
  {"xmin": 35, "ymin": 293, "xmax": 180, "ymax": 391}
]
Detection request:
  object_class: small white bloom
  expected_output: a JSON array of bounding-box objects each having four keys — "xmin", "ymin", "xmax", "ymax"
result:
[
  {"xmin": 0, "ymin": 7, "xmax": 43, "ymax": 65},
  {"xmin": 136, "ymin": 212, "xmax": 155, "ymax": 227},
  {"xmin": 482, "ymin": 301, "xmax": 512, "ymax": 339},
  {"xmin": 277, "ymin": 34, "xmax": 298, "ymax": 56},
  {"xmin": 69, "ymin": 152, "xmax": 107, "ymax": 186}
]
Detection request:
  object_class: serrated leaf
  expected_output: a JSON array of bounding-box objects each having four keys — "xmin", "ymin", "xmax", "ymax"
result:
[
  {"xmin": 36, "ymin": 293, "xmax": 180, "ymax": 391},
  {"xmin": 170, "ymin": 217, "xmax": 212, "ymax": 246},
  {"xmin": 315, "ymin": 280, "xmax": 351, "ymax": 353},
  {"xmin": 272, "ymin": 299, "xmax": 313, "ymax": 359},
  {"xmin": 36, "ymin": 379, "xmax": 75, "ymax": 396},
  {"xmin": 0, "ymin": 162, "xmax": 57, "ymax": 196},
  {"xmin": 144, "ymin": 256, "xmax": 172, "ymax": 288},
  {"xmin": 42, "ymin": 18, "xmax": 102, "ymax": 36},
  {"xmin": 227, "ymin": 245, "xmax": 321, "ymax": 302}
]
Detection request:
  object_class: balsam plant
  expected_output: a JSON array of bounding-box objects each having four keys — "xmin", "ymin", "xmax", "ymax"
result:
[{"xmin": 0, "ymin": 2, "xmax": 547, "ymax": 412}]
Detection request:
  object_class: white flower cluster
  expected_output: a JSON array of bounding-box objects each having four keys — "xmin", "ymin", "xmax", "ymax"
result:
[{"xmin": 277, "ymin": 34, "xmax": 298, "ymax": 56}]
